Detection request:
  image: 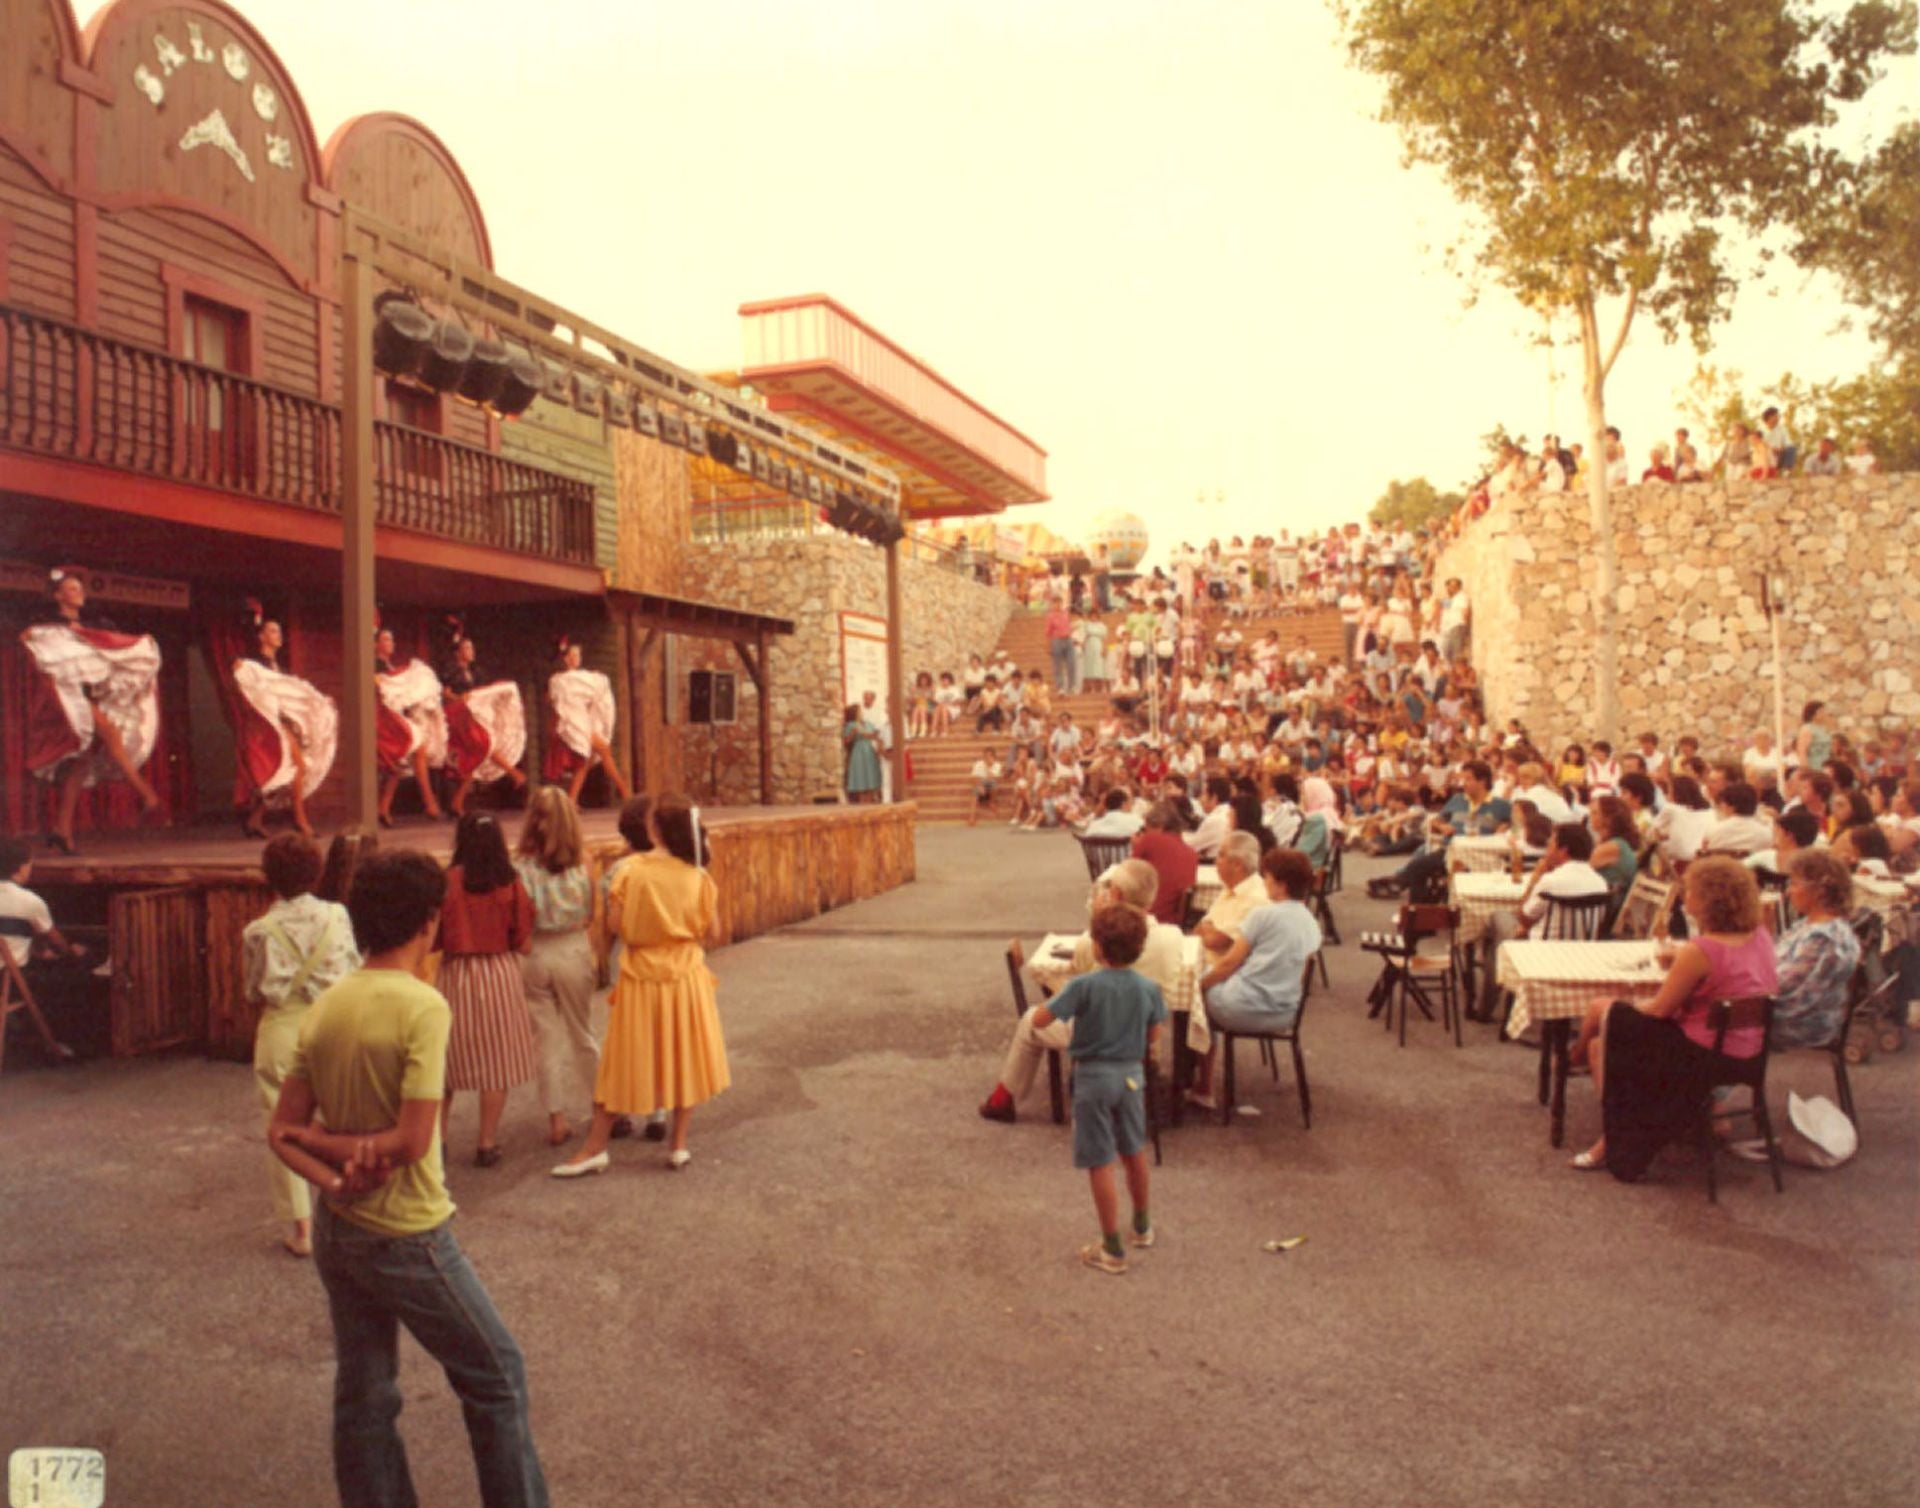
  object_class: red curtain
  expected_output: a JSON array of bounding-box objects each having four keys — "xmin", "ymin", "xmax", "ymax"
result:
[
  {"xmin": 197, "ymin": 598, "xmax": 273, "ymax": 809},
  {"xmin": 1, "ymin": 609, "xmax": 193, "ymax": 839}
]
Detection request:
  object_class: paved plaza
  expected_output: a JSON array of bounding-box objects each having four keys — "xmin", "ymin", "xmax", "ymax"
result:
[{"xmin": 2, "ymin": 827, "xmax": 1916, "ymax": 1507}]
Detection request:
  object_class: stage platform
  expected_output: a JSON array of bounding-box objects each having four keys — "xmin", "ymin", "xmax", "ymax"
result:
[{"xmin": 27, "ymin": 802, "xmax": 916, "ymax": 1062}]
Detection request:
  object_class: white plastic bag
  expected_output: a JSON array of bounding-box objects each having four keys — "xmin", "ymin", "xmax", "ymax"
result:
[{"xmin": 1729, "ymin": 1092, "xmax": 1857, "ymax": 1170}]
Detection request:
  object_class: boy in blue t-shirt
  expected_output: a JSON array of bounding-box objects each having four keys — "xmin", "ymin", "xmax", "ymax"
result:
[{"xmin": 1031, "ymin": 904, "xmax": 1168, "ymax": 1275}]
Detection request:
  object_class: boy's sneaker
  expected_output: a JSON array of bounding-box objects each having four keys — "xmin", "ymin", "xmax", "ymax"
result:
[
  {"xmin": 1080, "ymin": 1243, "xmax": 1128, "ymax": 1276},
  {"xmin": 1128, "ymin": 1225, "xmax": 1156, "ymax": 1249}
]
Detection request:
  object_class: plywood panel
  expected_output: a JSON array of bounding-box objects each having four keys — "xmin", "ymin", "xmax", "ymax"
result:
[{"xmin": 611, "ymin": 427, "xmax": 691, "ymax": 594}]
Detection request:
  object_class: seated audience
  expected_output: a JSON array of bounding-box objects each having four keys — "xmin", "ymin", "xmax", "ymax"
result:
[{"xmin": 1082, "ymin": 788, "xmax": 1146, "ymax": 841}]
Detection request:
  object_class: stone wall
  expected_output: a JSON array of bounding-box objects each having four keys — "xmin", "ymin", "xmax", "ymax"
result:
[
  {"xmin": 674, "ymin": 535, "xmax": 1014, "ymax": 804},
  {"xmin": 1437, "ymin": 472, "xmax": 1920, "ymax": 753}
]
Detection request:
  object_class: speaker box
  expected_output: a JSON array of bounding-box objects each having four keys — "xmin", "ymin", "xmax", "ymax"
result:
[{"xmin": 688, "ymin": 669, "xmax": 738, "ymax": 726}]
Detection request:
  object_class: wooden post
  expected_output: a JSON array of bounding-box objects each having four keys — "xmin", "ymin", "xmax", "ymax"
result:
[
  {"xmin": 884, "ymin": 537, "xmax": 907, "ymax": 802},
  {"xmin": 339, "ymin": 241, "xmax": 378, "ymax": 831},
  {"xmin": 755, "ymin": 631, "xmax": 772, "ymax": 805}
]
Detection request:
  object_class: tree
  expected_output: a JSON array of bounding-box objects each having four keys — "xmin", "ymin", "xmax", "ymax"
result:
[
  {"xmin": 1370, "ymin": 476, "xmax": 1464, "ymax": 532},
  {"xmin": 1794, "ymin": 120, "xmax": 1920, "ymax": 366},
  {"xmin": 1336, "ymin": 0, "xmax": 1915, "ymax": 739}
]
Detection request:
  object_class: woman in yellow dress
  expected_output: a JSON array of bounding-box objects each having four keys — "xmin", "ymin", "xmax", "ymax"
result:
[{"xmin": 552, "ymin": 793, "xmax": 729, "ymax": 1176}]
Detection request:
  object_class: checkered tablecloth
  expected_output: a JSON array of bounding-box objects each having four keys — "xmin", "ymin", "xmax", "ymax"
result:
[
  {"xmin": 1496, "ymin": 939, "xmax": 1665, "ymax": 1037},
  {"xmin": 1451, "ymin": 872, "xmax": 1528, "ymax": 946},
  {"xmin": 1030, "ymin": 931, "xmax": 1210, "ymax": 1051},
  {"xmin": 1449, "ymin": 835, "xmax": 1517, "ymax": 874},
  {"xmin": 1192, "ymin": 865, "xmax": 1223, "ymax": 912}
]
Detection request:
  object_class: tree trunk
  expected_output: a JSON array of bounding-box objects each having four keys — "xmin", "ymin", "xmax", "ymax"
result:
[{"xmin": 1577, "ymin": 301, "xmax": 1620, "ymax": 743}]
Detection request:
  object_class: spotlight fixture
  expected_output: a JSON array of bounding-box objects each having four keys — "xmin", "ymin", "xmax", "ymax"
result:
[
  {"xmin": 684, "ymin": 417, "xmax": 709, "ymax": 457},
  {"xmin": 371, "ymin": 293, "xmax": 433, "ymax": 378},
  {"xmin": 604, "ymin": 386, "xmax": 633, "ymax": 428},
  {"xmin": 706, "ymin": 427, "xmax": 739, "ymax": 468},
  {"xmin": 660, "ymin": 410, "xmax": 688, "ymax": 448},
  {"xmin": 459, "ymin": 338, "xmax": 510, "ymax": 407},
  {"xmin": 492, "ymin": 349, "xmax": 544, "ymax": 418},
  {"xmin": 633, "ymin": 399, "xmax": 661, "ymax": 438},
  {"xmin": 418, "ymin": 320, "xmax": 474, "ymax": 392},
  {"xmin": 539, "ymin": 361, "xmax": 570, "ymax": 404},
  {"xmin": 572, "ymin": 373, "xmax": 604, "ymax": 418}
]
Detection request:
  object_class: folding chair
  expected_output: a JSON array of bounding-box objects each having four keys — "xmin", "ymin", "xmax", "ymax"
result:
[
  {"xmin": 1005, "ymin": 940, "xmax": 1065, "ymax": 1125},
  {"xmin": 1610, "ymin": 873, "xmax": 1674, "ymax": 941},
  {"xmin": 1542, "ymin": 892, "xmax": 1611, "ymax": 941},
  {"xmin": 1698, "ymin": 996, "xmax": 1785, "ymax": 1203},
  {"xmin": 1076, "ymin": 835, "xmax": 1133, "ymax": 882},
  {"xmin": 1312, "ymin": 863, "xmax": 1342, "ymax": 947},
  {"xmin": 1, "ymin": 947, "xmax": 76, "ymax": 1088},
  {"xmin": 1361, "ymin": 903, "xmax": 1465, "ymax": 1048},
  {"xmin": 1217, "ymin": 960, "xmax": 1314, "ymax": 1129}
]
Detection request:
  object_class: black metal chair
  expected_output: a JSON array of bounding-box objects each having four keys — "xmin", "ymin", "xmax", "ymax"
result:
[
  {"xmin": 1361, "ymin": 903, "xmax": 1465, "ymax": 1048},
  {"xmin": 1812, "ymin": 973, "xmax": 1896, "ymax": 1131},
  {"xmin": 1217, "ymin": 960, "xmax": 1314, "ymax": 1129},
  {"xmin": 1312, "ymin": 861, "xmax": 1342, "ymax": 947},
  {"xmin": 1699, "ymin": 995, "xmax": 1785, "ymax": 1203},
  {"xmin": 1076, "ymin": 834, "xmax": 1133, "ymax": 882},
  {"xmin": 1541, "ymin": 891, "xmax": 1612, "ymax": 941},
  {"xmin": 1326, "ymin": 833, "xmax": 1346, "ymax": 893},
  {"xmin": 1004, "ymin": 940, "xmax": 1064, "ymax": 1125}
]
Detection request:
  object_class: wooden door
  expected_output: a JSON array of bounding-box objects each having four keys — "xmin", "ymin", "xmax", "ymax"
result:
[
  {"xmin": 203, "ymin": 883, "xmax": 273, "ymax": 1063},
  {"xmin": 109, "ymin": 887, "xmax": 206, "ymax": 1057}
]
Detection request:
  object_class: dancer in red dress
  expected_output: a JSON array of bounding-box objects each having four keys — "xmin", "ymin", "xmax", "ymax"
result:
[
  {"xmin": 233, "ymin": 605, "xmax": 338, "ymax": 840},
  {"xmin": 438, "ymin": 617, "xmax": 529, "ymax": 818},
  {"xmin": 543, "ymin": 637, "xmax": 632, "ymax": 803},
  {"xmin": 374, "ymin": 627, "xmax": 447, "ymax": 826},
  {"xmin": 19, "ymin": 570, "xmax": 161, "ymax": 854}
]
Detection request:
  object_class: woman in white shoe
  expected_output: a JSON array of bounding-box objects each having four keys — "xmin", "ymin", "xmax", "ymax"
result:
[
  {"xmin": 513, "ymin": 787, "xmax": 604, "ymax": 1149},
  {"xmin": 555, "ymin": 794, "xmax": 729, "ymax": 1177}
]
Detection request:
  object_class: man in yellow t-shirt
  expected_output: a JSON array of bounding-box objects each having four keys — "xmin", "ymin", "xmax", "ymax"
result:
[{"xmin": 270, "ymin": 850, "xmax": 548, "ymax": 1508}]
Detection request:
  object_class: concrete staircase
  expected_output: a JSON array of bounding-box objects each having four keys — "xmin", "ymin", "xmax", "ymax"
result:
[{"xmin": 906, "ymin": 604, "xmax": 1348, "ymax": 823}]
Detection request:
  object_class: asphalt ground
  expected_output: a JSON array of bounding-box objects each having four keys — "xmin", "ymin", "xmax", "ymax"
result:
[{"xmin": 2, "ymin": 826, "xmax": 1916, "ymax": 1507}]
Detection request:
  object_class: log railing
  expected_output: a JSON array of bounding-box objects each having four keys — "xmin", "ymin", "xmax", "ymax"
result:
[{"xmin": 0, "ymin": 301, "xmax": 596, "ymax": 566}]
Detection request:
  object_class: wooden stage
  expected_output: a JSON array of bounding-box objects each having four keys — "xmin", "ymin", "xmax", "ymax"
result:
[{"xmin": 29, "ymin": 802, "xmax": 916, "ymax": 1062}]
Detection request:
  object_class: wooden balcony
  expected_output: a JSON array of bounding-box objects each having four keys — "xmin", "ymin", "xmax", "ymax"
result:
[{"xmin": 0, "ymin": 301, "xmax": 596, "ymax": 568}]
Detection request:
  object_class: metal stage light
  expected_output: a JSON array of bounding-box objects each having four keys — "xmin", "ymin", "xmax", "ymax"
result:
[
  {"xmin": 371, "ymin": 293, "xmax": 433, "ymax": 378},
  {"xmin": 459, "ymin": 338, "xmax": 510, "ymax": 407},
  {"xmin": 571, "ymin": 373, "xmax": 604, "ymax": 417},
  {"xmin": 660, "ymin": 410, "xmax": 688, "ymax": 448},
  {"xmin": 539, "ymin": 360, "xmax": 571, "ymax": 404},
  {"xmin": 604, "ymin": 385, "xmax": 633, "ymax": 428},
  {"xmin": 827, "ymin": 490, "xmax": 862, "ymax": 531},
  {"xmin": 634, "ymin": 399, "xmax": 661, "ymax": 438},
  {"xmin": 418, "ymin": 319, "xmax": 474, "ymax": 392},
  {"xmin": 684, "ymin": 417, "xmax": 709, "ymax": 457},
  {"xmin": 491, "ymin": 349, "xmax": 544, "ymax": 417},
  {"xmin": 706, "ymin": 427, "xmax": 739, "ymax": 468}
]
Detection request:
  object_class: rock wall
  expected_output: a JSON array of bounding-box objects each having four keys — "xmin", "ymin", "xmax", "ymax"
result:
[
  {"xmin": 675, "ymin": 535, "xmax": 1014, "ymax": 804},
  {"xmin": 1437, "ymin": 472, "xmax": 1920, "ymax": 753}
]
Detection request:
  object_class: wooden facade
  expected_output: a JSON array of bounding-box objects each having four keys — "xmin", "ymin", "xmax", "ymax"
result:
[{"xmin": 35, "ymin": 803, "xmax": 913, "ymax": 1059}]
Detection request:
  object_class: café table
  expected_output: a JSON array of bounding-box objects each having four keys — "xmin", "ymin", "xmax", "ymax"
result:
[
  {"xmin": 1448, "ymin": 834, "xmax": 1517, "ymax": 874},
  {"xmin": 1495, "ymin": 938, "xmax": 1666, "ymax": 1147},
  {"xmin": 1450, "ymin": 871, "xmax": 1528, "ymax": 947},
  {"xmin": 1030, "ymin": 931, "xmax": 1211, "ymax": 1124}
]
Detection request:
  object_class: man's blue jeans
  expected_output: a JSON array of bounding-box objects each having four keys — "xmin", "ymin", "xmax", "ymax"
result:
[
  {"xmin": 314, "ymin": 1206, "xmax": 548, "ymax": 1508},
  {"xmin": 1050, "ymin": 636, "xmax": 1075, "ymax": 692}
]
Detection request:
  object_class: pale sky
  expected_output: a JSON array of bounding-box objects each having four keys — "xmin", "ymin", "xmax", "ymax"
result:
[{"xmin": 211, "ymin": 0, "xmax": 1912, "ymax": 565}]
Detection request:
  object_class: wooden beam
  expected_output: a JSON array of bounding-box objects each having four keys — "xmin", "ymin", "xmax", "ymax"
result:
[
  {"xmin": 885, "ymin": 538, "xmax": 906, "ymax": 802},
  {"xmin": 755, "ymin": 630, "xmax": 772, "ymax": 805},
  {"xmin": 339, "ymin": 247, "xmax": 378, "ymax": 831}
]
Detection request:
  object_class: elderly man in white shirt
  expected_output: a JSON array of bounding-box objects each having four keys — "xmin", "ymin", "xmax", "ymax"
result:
[
  {"xmin": 1193, "ymin": 834, "xmax": 1267, "ymax": 958},
  {"xmin": 978, "ymin": 859, "xmax": 1185, "ymax": 1122}
]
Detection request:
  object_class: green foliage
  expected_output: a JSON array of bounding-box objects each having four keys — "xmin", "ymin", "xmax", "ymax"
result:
[
  {"xmin": 1370, "ymin": 476, "xmax": 1464, "ymax": 531},
  {"xmin": 1794, "ymin": 121, "xmax": 1920, "ymax": 365},
  {"xmin": 1336, "ymin": 0, "xmax": 1916, "ymax": 355},
  {"xmin": 1680, "ymin": 361, "xmax": 1920, "ymax": 471}
]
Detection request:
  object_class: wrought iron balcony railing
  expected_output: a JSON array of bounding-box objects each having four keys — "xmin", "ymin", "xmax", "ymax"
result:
[{"xmin": 0, "ymin": 301, "xmax": 596, "ymax": 567}]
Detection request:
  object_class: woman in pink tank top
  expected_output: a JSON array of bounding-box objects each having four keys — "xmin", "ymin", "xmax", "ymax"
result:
[{"xmin": 1576, "ymin": 858, "xmax": 1779, "ymax": 1182}]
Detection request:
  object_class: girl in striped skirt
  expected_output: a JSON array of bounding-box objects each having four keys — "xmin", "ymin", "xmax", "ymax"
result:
[{"xmin": 438, "ymin": 812, "xmax": 536, "ymax": 1166}]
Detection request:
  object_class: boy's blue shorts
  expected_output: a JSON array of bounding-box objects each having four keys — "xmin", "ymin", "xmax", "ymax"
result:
[{"xmin": 1071, "ymin": 1059, "xmax": 1147, "ymax": 1169}]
